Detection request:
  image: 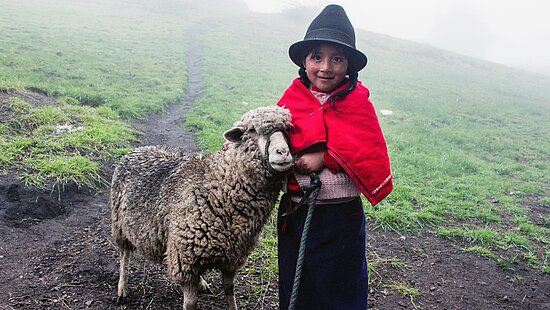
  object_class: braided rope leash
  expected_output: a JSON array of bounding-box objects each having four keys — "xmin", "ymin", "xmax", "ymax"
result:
[{"xmin": 287, "ymin": 173, "xmax": 322, "ymax": 310}]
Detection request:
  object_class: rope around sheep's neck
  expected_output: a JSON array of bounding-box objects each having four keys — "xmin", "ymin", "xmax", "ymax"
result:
[{"xmin": 287, "ymin": 172, "xmax": 321, "ymax": 310}]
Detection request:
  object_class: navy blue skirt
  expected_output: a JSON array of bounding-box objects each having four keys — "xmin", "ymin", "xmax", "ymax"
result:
[{"xmin": 277, "ymin": 196, "xmax": 368, "ymax": 310}]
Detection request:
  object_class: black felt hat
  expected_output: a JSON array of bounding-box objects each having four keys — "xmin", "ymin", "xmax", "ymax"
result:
[{"xmin": 289, "ymin": 4, "xmax": 367, "ymax": 71}]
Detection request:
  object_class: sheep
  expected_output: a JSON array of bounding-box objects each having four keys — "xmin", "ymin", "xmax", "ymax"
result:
[{"xmin": 110, "ymin": 106, "xmax": 293, "ymax": 310}]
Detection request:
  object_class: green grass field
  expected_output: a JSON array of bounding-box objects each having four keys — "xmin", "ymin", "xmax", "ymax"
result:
[
  {"xmin": 0, "ymin": 0, "xmax": 193, "ymax": 118},
  {"xmin": 1, "ymin": 0, "xmax": 549, "ymax": 298}
]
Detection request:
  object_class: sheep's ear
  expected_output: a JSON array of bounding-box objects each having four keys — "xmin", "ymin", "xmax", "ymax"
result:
[{"xmin": 223, "ymin": 127, "xmax": 245, "ymax": 143}]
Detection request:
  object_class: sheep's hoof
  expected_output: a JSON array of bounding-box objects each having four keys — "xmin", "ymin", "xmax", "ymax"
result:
[{"xmin": 116, "ymin": 295, "xmax": 126, "ymax": 305}]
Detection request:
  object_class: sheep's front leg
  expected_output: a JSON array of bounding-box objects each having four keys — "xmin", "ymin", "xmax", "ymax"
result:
[
  {"xmin": 182, "ymin": 278, "xmax": 199, "ymax": 310},
  {"xmin": 222, "ymin": 269, "xmax": 238, "ymax": 310}
]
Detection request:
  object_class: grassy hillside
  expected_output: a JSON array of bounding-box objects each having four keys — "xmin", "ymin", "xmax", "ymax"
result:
[
  {"xmin": 0, "ymin": 0, "xmax": 193, "ymax": 118},
  {"xmin": 1, "ymin": 0, "xmax": 549, "ymax": 296},
  {"xmin": 0, "ymin": 0, "xmax": 197, "ymax": 188}
]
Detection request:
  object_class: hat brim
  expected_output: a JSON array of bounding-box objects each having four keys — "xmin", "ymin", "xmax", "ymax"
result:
[{"xmin": 289, "ymin": 39, "xmax": 368, "ymax": 72}]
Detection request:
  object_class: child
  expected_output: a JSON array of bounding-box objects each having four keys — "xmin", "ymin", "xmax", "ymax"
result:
[{"xmin": 276, "ymin": 4, "xmax": 393, "ymax": 309}]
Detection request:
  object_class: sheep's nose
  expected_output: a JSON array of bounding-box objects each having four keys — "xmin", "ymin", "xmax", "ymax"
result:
[{"xmin": 276, "ymin": 148, "xmax": 290, "ymax": 157}]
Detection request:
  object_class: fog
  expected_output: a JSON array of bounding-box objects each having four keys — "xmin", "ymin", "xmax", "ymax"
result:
[{"xmin": 243, "ymin": 0, "xmax": 550, "ymax": 76}]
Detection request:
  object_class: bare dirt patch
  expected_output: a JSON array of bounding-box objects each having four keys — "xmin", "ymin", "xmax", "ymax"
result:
[{"xmin": 366, "ymin": 230, "xmax": 550, "ymax": 310}]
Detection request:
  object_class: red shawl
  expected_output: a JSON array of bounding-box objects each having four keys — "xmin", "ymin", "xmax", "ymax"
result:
[{"xmin": 277, "ymin": 78, "xmax": 393, "ymax": 206}]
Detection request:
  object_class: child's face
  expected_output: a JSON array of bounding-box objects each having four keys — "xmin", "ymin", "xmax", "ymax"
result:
[{"xmin": 304, "ymin": 43, "xmax": 349, "ymax": 93}]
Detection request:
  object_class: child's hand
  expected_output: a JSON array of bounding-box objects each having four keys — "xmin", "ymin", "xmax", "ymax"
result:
[{"xmin": 295, "ymin": 151, "xmax": 325, "ymax": 174}]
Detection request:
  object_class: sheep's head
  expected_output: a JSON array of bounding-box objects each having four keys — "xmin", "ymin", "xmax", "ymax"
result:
[{"xmin": 224, "ymin": 106, "xmax": 293, "ymax": 172}]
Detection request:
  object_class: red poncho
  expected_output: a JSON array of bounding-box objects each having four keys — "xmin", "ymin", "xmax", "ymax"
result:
[{"xmin": 277, "ymin": 78, "xmax": 393, "ymax": 206}]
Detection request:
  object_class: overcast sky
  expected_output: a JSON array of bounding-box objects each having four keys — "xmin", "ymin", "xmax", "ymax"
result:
[{"xmin": 243, "ymin": 0, "xmax": 550, "ymax": 72}]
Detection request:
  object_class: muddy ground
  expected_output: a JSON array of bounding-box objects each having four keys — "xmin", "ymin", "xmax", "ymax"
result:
[{"xmin": 1, "ymin": 36, "xmax": 549, "ymax": 310}]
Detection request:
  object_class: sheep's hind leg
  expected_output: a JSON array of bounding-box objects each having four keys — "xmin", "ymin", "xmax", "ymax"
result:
[
  {"xmin": 222, "ymin": 269, "xmax": 237, "ymax": 310},
  {"xmin": 182, "ymin": 277, "xmax": 200, "ymax": 310},
  {"xmin": 116, "ymin": 249, "xmax": 130, "ymax": 304}
]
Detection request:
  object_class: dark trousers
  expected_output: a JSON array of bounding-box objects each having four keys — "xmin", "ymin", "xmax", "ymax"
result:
[{"xmin": 277, "ymin": 196, "xmax": 368, "ymax": 310}]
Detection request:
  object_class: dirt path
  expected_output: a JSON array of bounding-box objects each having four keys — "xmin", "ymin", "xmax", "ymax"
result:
[
  {"xmin": 133, "ymin": 29, "xmax": 202, "ymax": 151},
  {"xmin": 1, "ymin": 35, "xmax": 550, "ymax": 310}
]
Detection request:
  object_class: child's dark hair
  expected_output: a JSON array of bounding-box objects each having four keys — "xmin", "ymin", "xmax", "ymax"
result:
[{"xmin": 298, "ymin": 46, "xmax": 359, "ymax": 110}]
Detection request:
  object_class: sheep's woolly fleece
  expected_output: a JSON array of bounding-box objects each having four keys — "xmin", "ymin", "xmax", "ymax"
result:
[{"xmin": 111, "ymin": 106, "xmax": 292, "ymax": 287}]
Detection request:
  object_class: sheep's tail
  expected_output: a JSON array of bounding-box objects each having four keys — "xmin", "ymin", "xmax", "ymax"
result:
[
  {"xmin": 110, "ymin": 172, "xmax": 123, "ymax": 242},
  {"xmin": 110, "ymin": 170, "xmax": 134, "ymax": 250}
]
